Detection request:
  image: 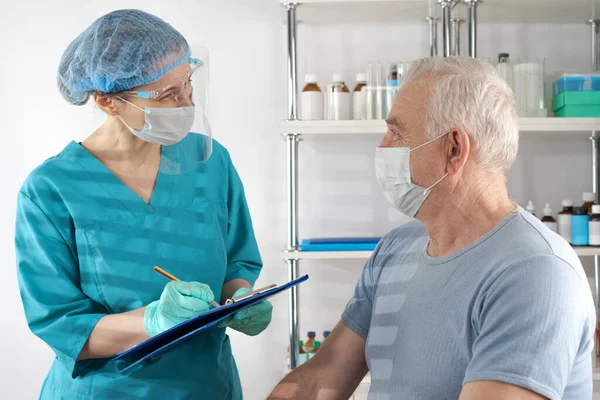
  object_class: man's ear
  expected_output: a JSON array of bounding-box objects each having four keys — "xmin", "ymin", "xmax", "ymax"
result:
[{"xmin": 446, "ymin": 128, "xmax": 470, "ymax": 175}]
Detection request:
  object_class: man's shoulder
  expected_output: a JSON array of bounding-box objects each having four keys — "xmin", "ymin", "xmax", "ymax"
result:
[{"xmin": 495, "ymin": 209, "xmax": 585, "ymax": 280}]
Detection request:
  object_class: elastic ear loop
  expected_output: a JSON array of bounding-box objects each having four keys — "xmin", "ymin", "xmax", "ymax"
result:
[
  {"xmin": 415, "ymin": 131, "xmax": 452, "ymax": 196},
  {"xmin": 422, "ymin": 172, "xmax": 449, "ymax": 196},
  {"xmin": 117, "ymin": 96, "xmax": 145, "ymax": 112}
]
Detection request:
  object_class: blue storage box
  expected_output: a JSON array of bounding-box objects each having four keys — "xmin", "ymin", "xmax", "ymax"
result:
[{"xmin": 552, "ymin": 73, "xmax": 600, "ymax": 97}]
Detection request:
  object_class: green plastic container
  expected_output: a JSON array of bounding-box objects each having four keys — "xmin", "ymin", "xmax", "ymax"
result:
[{"xmin": 552, "ymin": 91, "xmax": 600, "ymax": 117}]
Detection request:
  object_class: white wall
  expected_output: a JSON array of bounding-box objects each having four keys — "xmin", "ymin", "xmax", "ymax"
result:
[{"xmin": 0, "ymin": 1, "xmax": 597, "ymax": 399}]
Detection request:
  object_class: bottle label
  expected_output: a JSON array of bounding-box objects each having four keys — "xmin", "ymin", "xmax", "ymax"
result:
[
  {"xmin": 353, "ymin": 90, "xmax": 366, "ymax": 120},
  {"xmin": 590, "ymin": 221, "xmax": 600, "ymax": 245},
  {"xmin": 543, "ymin": 222, "xmax": 557, "ymax": 233},
  {"xmin": 301, "ymin": 91, "xmax": 324, "ymax": 120},
  {"xmin": 572, "ymin": 215, "xmax": 590, "ymax": 246},
  {"xmin": 557, "ymin": 214, "xmax": 572, "ymax": 243},
  {"xmin": 327, "ymin": 92, "xmax": 351, "ymax": 120}
]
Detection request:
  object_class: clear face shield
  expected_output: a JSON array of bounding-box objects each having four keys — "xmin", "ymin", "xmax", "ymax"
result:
[{"xmin": 121, "ymin": 45, "xmax": 212, "ymax": 175}]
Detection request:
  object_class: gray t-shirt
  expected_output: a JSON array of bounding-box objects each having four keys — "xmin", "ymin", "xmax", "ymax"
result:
[{"xmin": 342, "ymin": 207, "xmax": 596, "ymax": 400}]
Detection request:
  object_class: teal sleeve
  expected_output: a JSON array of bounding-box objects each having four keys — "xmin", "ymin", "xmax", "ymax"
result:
[
  {"xmin": 15, "ymin": 191, "xmax": 108, "ymax": 378},
  {"xmin": 223, "ymin": 154, "xmax": 263, "ymax": 286}
]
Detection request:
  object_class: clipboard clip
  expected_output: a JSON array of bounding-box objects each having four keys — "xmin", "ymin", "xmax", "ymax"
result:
[{"xmin": 224, "ymin": 284, "xmax": 277, "ymax": 305}]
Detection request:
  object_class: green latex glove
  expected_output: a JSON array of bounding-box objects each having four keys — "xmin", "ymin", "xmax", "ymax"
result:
[
  {"xmin": 218, "ymin": 287, "xmax": 273, "ymax": 336},
  {"xmin": 144, "ymin": 281, "xmax": 215, "ymax": 337}
]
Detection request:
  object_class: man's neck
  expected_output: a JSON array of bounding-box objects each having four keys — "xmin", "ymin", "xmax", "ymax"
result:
[{"xmin": 419, "ymin": 172, "xmax": 516, "ymax": 258}]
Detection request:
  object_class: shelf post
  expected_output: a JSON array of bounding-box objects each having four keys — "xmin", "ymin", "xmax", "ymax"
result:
[
  {"xmin": 590, "ymin": 20, "xmax": 600, "ymax": 71},
  {"xmin": 451, "ymin": 18, "xmax": 463, "ymax": 56},
  {"xmin": 285, "ymin": 1, "xmax": 300, "ymax": 370},
  {"xmin": 286, "ymin": 134, "xmax": 300, "ymax": 369},
  {"xmin": 439, "ymin": 0, "xmax": 452, "ymax": 57},
  {"xmin": 464, "ymin": 0, "xmax": 481, "ymax": 58},
  {"xmin": 592, "ymin": 131, "xmax": 600, "ymax": 314},
  {"xmin": 426, "ymin": 17, "xmax": 439, "ymax": 58},
  {"xmin": 286, "ymin": 3, "xmax": 299, "ymax": 121}
]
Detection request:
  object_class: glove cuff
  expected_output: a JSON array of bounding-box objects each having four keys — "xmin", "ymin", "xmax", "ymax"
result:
[{"xmin": 143, "ymin": 300, "xmax": 161, "ymax": 337}]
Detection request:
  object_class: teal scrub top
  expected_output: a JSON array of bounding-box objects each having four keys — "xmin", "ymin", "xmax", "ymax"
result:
[{"xmin": 15, "ymin": 135, "xmax": 262, "ymax": 399}]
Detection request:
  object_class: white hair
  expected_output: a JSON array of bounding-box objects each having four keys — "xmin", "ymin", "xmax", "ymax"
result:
[{"xmin": 400, "ymin": 56, "xmax": 519, "ymax": 173}]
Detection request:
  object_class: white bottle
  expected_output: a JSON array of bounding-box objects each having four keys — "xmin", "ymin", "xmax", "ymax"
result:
[
  {"xmin": 542, "ymin": 203, "xmax": 558, "ymax": 233},
  {"xmin": 353, "ymin": 73, "xmax": 367, "ymax": 120},
  {"xmin": 526, "ymin": 200, "xmax": 536, "ymax": 217},
  {"xmin": 590, "ymin": 205, "xmax": 600, "ymax": 246},
  {"xmin": 496, "ymin": 53, "xmax": 513, "ymax": 91},
  {"xmin": 300, "ymin": 74, "xmax": 324, "ymax": 120},
  {"xmin": 558, "ymin": 199, "xmax": 573, "ymax": 244},
  {"xmin": 332, "ymin": 73, "xmax": 351, "ymax": 120}
]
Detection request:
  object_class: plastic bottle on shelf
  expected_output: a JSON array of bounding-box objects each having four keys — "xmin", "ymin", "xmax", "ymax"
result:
[
  {"xmin": 331, "ymin": 74, "xmax": 351, "ymax": 120},
  {"xmin": 309, "ymin": 341, "xmax": 321, "ymax": 359},
  {"xmin": 513, "ymin": 59, "xmax": 547, "ymax": 117},
  {"xmin": 558, "ymin": 200, "xmax": 574, "ymax": 244},
  {"xmin": 541, "ymin": 203, "xmax": 557, "ymax": 233},
  {"xmin": 526, "ymin": 200, "xmax": 536, "ymax": 217},
  {"xmin": 572, "ymin": 206, "xmax": 590, "ymax": 246},
  {"xmin": 384, "ymin": 64, "xmax": 400, "ymax": 117},
  {"xmin": 496, "ymin": 53, "xmax": 514, "ymax": 91},
  {"xmin": 353, "ymin": 73, "xmax": 367, "ymax": 120},
  {"xmin": 300, "ymin": 74, "xmax": 324, "ymax": 121},
  {"xmin": 323, "ymin": 331, "xmax": 331, "ymax": 341},
  {"xmin": 304, "ymin": 331, "xmax": 316, "ymax": 354},
  {"xmin": 583, "ymin": 192, "xmax": 596, "ymax": 215},
  {"xmin": 590, "ymin": 205, "xmax": 600, "ymax": 247},
  {"xmin": 298, "ymin": 340, "xmax": 308, "ymax": 365}
]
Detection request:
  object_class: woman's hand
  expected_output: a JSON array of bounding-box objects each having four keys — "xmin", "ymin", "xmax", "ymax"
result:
[
  {"xmin": 218, "ymin": 288, "xmax": 273, "ymax": 336},
  {"xmin": 144, "ymin": 281, "xmax": 215, "ymax": 337}
]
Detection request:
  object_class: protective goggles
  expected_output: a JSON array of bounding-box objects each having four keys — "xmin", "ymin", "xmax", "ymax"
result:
[{"xmin": 123, "ymin": 58, "xmax": 203, "ymax": 103}]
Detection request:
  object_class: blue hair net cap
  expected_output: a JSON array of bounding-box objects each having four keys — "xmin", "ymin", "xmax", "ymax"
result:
[{"xmin": 57, "ymin": 9, "xmax": 190, "ymax": 105}]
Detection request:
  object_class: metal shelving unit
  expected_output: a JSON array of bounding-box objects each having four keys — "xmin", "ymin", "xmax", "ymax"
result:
[{"xmin": 280, "ymin": 0, "xmax": 600, "ymax": 377}]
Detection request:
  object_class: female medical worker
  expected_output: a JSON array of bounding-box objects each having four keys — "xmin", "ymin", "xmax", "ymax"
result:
[{"xmin": 14, "ymin": 9, "xmax": 271, "ymax": 399}]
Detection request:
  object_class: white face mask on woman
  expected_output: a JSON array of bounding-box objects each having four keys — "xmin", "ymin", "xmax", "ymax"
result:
[
  {"xmin": 118, "ymin": 97, "xmax": 195, "ymax": 146},
  {"xmin": 374, "ymin": 132, "xmax": 449, "ymax": 218}
]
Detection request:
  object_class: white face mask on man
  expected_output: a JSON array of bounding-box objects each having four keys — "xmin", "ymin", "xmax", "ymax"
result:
[
  {"xmin": 374, "ymin": 131, "xmax": 450, "ymax": 218},
  {"xmin": 117, "ymin": 97, "xmax": 195, "ymax": 146}
]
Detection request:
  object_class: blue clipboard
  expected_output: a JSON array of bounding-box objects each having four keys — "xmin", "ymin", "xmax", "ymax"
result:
[{"xmin": 113, "ymin": 274, "xmax": 309, "ymax": 374}]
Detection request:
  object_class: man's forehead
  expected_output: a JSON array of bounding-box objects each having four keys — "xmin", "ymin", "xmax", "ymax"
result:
[{"xmin": 390, "ymin": 83, "xmax": 429, "ymax": 125}]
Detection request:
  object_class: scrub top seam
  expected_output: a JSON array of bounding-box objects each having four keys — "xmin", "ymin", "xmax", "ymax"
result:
[
  {"xmin": 71, "ymin": 153, "xmax": 138, "ymax": 217},
  {"xmin": 19, "ymin": 190, "xmax": 76, "ymax": 251}
]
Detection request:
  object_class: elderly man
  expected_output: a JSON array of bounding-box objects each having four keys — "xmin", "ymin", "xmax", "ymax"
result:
[{"xmin": 269, "ymin": 57, "xmax": 596, "ymax": 400}]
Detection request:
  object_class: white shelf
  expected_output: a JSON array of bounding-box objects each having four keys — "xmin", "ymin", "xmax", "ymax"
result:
[
  {"xmin": 282, "ymin": 247, "xmax": 600, "ymax": 260},
  {"xmin": 518, "ymin": 118, "xmax": 600, "ymax": 133},
  {"xmin": 281, "ymin": 118, "xmax": 600, "ymax": 136},
  {"xmin": 574, "ymin": 247, "xmax": 600, "ymax": 257},
  {"xmin": 281, "ymin": 0, "xmax": 600, "ymax": 25}
]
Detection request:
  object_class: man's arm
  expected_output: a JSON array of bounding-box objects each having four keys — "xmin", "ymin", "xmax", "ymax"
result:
[
  {"xmin": 269, "ymin": 321, "xmax": 369, "ymax": 400},
  {"xmin": 460, "ymin": 381, "xmax": 547, "ymax": 400},
  {"xmin": 463, "ymin": 255, "xmax": 595, "ymax": 399}
]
